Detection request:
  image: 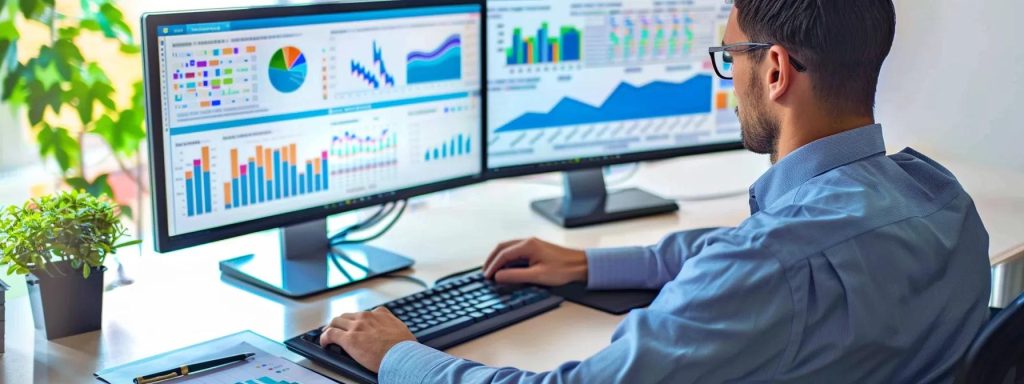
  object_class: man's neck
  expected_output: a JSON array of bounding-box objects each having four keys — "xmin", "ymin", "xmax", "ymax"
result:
[{"xmin": 773, "ymin": 114, "xmax": 876, "ymax": 163}]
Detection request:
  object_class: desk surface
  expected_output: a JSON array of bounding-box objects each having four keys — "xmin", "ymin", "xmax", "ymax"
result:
[{"xmin": 2, "ymin": 150, "xmax": 1022, "ymax": 383}]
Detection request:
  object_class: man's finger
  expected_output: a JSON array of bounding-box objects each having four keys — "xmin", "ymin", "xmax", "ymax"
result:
[
  {"xmin": 485, "ymin": 239, "xmax": 522, "ymax": 273},
  {"xmin": 330, "ymin": 316, "xmax": 355, "ymax": 331},
  {"xmin": 483, "ymin": 240, "xmax": 533, "ymax": 279},
  {"xmin": 319, "ymin": 327, "xmax": 344, "ymax": 347},
  {"xmin": 494, "ymin": 266, "xmax": 541, "ymax": 285}
]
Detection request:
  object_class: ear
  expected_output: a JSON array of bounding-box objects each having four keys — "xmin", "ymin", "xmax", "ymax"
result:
[{"xmin": 765, "ymin": 46, "xmax": 794, "ymax": 102}]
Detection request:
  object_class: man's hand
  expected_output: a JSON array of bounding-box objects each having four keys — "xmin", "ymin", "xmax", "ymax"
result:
[
  {"xmin": 319, "ymin": 307, "xmax": 416, "ymax": 373},
  {"xmin": 482, "ymin": 237, "xmax": 588, "ymax": 286}
]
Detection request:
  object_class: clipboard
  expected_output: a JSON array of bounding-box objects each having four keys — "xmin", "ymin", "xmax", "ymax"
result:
[{"xmin": 95, "ymin": 331, "xmax": 338, "ymax": 384}]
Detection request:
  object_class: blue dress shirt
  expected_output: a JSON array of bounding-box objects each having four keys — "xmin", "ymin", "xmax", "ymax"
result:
[{"xmin": 379, "ymin": 124, "xmax": 992, "ymax": 383}]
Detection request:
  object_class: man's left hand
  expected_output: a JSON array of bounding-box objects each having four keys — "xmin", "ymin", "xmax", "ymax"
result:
[{"xmin": 319, "ymin": 307, "xmax": 417, "ymax": 372}]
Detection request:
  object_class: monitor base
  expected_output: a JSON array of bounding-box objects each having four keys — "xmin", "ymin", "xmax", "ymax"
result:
[
  {"xmin": 531, "ymin": 188, "xmax": 679, "ymax": 228},
  {"xmin": 530, "ymin": 169, "xmax": 678, "ymax": 228},
  {"xmin": 219, "ymin": 218, "xmax": 414, "ymax": 298},
  {"xmin": 220, "ymin": 245, "xmax": 414, "ymax": 298}
]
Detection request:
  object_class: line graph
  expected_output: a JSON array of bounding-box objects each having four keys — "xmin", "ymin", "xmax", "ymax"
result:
[{"xmin": 351, "ymin": 41, "xmax": 396, "ymax": 89}]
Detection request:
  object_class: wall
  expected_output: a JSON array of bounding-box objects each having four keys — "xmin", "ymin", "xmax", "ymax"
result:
[{"xmin": 876, "ymin": 0, "xmax": 1024, "ymax": 171}]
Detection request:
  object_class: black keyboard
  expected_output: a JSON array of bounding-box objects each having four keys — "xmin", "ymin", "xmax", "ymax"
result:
[{"xmin": 285, "ymin": 271, "xmax": 563, "ymax": 384}]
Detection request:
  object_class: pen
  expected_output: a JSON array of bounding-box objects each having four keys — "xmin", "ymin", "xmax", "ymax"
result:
[{"xmin": 133, "ymin": 352, "xmax": 255, "ymax": 384}]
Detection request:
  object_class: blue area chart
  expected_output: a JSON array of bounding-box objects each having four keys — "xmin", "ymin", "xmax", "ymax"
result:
[
  {"xmin": 351, "ymin": 41, "xmax": 396, "ymax": 89},
  {"xmin": 496, "ymin": 74, "xmax": 713, "ymax": 132},
  {"xmin": 407, "ymin": 34, "xmax": 462, "ymax": 84}
]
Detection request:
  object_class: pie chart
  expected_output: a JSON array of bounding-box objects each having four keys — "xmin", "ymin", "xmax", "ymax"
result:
[{"xmin": 269, "ymin": 46, "xmax": 307, "ymax": 93}]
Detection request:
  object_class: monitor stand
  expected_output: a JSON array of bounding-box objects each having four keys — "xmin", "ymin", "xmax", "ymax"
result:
[
  {"xmin": 219, "ymin": 218, "xmax": 414, "ymax": 298},
  {"xmin": 531, "ymin": 168, "xmax": 679, "ymax": 228}
]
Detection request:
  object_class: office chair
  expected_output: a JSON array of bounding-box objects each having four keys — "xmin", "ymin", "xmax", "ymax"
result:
[{"xmin": 954, "ymin": 291, "xmax": 1024, "ymax": 384}]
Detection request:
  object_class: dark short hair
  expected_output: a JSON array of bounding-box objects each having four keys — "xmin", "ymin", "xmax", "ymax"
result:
[{"xmin": 733, "ymin": 0, "xmax": 896, "ymax": 116}]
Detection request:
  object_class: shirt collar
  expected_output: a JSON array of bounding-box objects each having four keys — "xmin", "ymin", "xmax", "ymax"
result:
[{"xmin": 748, "ymin": 124, "xmax": 887, "ymax": 214}]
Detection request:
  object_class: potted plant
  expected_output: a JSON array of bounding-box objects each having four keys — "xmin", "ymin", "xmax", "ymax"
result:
[{"xmin": 0, "ymin": 190, "xmax": 140, "ymax": 340}]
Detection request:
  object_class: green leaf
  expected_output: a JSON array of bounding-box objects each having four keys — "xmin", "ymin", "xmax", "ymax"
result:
[
  {"xmin": 1, "ymin": 65, "xmax": 24, "ymax": 101},
  {"xmin": 119, "ymin": 44, "xmax": 140, "ymax": 55},
  {"xmin": 0, "ymin": 39, "xmax": 10, "ymax": 73},
  {"xmin": 52, "ymin": 39, "xmax": 84, "ymax": 79},
  {"xmin": 18, "ymin": 0, "xmax": 41, "ymax": 20},
  {"xmin": 58, "ymin": 27, "xmax": 81, "ymax": 40},
  {"xmin": 65, "ymin": 174, "xmax": 114, "ymax": 198},
  {"xmin": 117, "ymin": 203, "xmax": 133, "ymax": 220},
  {"xmin": 36, "ymin": 124, "xmax": 80, "ymax": 173}
]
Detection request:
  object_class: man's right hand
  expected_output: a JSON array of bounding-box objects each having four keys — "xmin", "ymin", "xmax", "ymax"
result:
[{"xmin": 482, "ymin": 237, "xmax": 588, "ymax": 287}]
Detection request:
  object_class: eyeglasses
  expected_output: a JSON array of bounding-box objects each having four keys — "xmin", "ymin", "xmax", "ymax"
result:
[{"xmin": 708, "ymin": 42, "xmax": 808, "ymax": 80}]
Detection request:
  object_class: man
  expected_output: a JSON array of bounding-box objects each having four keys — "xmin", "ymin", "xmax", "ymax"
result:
[{"xmin": 320, "ymin": 0, "xmax": 992, "ymax": 382}]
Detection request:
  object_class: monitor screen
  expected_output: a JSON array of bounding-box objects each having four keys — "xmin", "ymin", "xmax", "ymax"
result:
[
  {"xmin": 149, "ymin": 4, "xmax": 483, "ymax": 238},
  {"xmin": 486, "ymin": 0, "xmax": 738, "ymax": 171}
]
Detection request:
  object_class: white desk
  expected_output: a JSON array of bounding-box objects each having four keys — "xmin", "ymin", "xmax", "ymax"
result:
[{"xmin": 1, "ymin": 150, "xmax": 1021, "ymax": 383}]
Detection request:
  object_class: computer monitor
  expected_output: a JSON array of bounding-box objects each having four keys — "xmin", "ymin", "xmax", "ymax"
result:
[
  {"xmin": 142, "ymin": 0, "xmax": 485, "ymax": 297},
  {"xmin": 485, "ymin": 0, "xmax": 742, "ymax": 227}
]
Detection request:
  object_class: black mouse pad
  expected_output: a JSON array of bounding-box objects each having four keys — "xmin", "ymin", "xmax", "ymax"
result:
[{"xmin": 548, "ymin": 282, "xmax": 660, "ymax": 315}]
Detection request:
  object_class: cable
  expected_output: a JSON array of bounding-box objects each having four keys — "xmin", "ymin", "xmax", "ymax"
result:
[
  {"xmin": 328, "ymin": 202, "xmax": 396, "ymax": 243},
  {"xmin": 379, "ymin": 273, "xmax": 429, "ymax": 289},
  {"xmin": 330, "ymin": 199, "xmax": 408, "ymax": 245}
]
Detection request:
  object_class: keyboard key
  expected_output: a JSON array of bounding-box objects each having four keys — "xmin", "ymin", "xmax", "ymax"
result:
[
  {"xmin": 414, "ymin": 316, "xmax": 474, "ymax": 341},
  {"xmin": 458, "ymin": 282, "xmax": 486, "ymax": 293},
  {"xmin": 475, "ymin": 299, "xmax": 503, "ymax": 309}
]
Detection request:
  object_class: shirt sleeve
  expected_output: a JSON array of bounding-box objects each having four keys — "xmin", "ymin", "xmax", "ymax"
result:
[
  {"xmin": 378, "ymin": 230, "xmax": 795, "ymax": 384},
  {"xmin": 586, "ymin": 227, "xmax": 727, "ymax": 290}
]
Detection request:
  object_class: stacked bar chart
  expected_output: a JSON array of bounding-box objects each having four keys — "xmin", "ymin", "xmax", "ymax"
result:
[
  {"xmin": 184, "ymin": 146, "xmax": 214, "ymax": 216},
  {"xmin": 222, "ymin": 143, "xmax": 329, "ymax": 210},
  {"xmin": 424, "ymin": 133, "xmax": 472, "ymax": 162},
  {"xmin": 506, "ymin": 23, "xmax": 582, "ymax": 65}
]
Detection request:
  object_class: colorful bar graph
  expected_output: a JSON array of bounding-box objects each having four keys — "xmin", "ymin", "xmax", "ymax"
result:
[
  {"xmin": 182, "ymin": 146, "xmax": 215, "ymax": 217},
  {"xmin": 507, "ymin": 23, "xmax": 581, "ymax": 65},
  {"xmin": 185, "ymin": 171, "xmax": 195, "ymax": 216},
  {"xmin": 222, "ymin": 143, "xmax": 330, "ymax": 210}
]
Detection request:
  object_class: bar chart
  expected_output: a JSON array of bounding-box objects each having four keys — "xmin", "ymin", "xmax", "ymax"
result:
[
  {"xmin": 184, "ymin": 146, "xmax": 214, "ymax": 216},
  {"xmin": 506, "ymin": 23, "xmax": 582, "ymax": 66},
  {"xmin": 222, "ymin": 143, "xmax": 330, "ymax": 210},
  {"xmin": 424, "ymin": 133, "xmax": 472, "ymax": 162}
]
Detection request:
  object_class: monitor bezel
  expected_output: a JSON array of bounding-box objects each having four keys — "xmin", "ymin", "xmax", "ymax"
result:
[{"xmin": 143, "ymin": 0, "xmax": 488, "ymax": 252}]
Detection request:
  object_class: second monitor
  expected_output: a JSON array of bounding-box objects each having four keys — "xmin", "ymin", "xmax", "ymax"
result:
[{"xmin": 486, "ymin": 0, "xmax": 742, "ymax": 227}]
